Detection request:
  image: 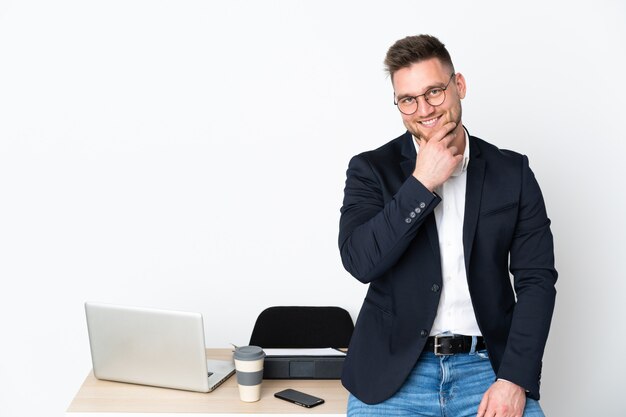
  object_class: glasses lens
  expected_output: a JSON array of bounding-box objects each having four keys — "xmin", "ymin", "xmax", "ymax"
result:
[
  {"xmin": 425, "ymin": 89, "xmax": 446, "ymax": 106},
  {"xmin": 398, "ymin": 99, "xmax": 417, "ymax": 115}
]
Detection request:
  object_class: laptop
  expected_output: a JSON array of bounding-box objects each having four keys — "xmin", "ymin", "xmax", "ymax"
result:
[{"xmin": 85, "ymin": 302, "xmax": 235, "ymax": 392}]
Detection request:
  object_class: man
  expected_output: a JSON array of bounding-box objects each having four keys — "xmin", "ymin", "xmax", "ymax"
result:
[{"xmin": 338, "ymin": 35, "xmax": 557, "ymax": 417}]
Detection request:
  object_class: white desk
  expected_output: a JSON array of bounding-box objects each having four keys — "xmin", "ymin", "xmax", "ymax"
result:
[{"xmin": 67, "ymin": 348, "xmax": 348, "ymax": 416}]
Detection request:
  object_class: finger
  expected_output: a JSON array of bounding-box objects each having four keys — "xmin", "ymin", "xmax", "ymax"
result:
[
  {"xmin": 443, "ymin": 120, "xmax": 457, "ymax": 134},
  {"xmin": 448, "ymin": 145, "xmax": 458, "ymax": 156},
  {"xmin": 431, "ymin": 122, "xmax": 457, "ymax": 142},
  {"xmin": 476, "ymin": 393, "xmax": 489, "ymax": 417},
  {"xmin": 444, "ymin": 133, "xmax": 456, "ymax": 145},
  {"xmin": 442, "ymin": 135, "xmax": 460, "ymax": 150}
]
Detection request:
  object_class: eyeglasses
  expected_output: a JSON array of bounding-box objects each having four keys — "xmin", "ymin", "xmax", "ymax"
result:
[{"xmin": 394, "ymin": 73, "xmax": 455, "ymax": 115}]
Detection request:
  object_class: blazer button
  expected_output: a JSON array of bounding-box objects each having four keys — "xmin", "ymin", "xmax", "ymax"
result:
[
  {"xmin": 419, "ymin": 202, "xmax": 426, "ymax": 209},
  {"xmin": 414, "ymin": 208, "xmax": 421, "ymax": 214},
  {"xmin": 431, "ymin": 284, "xmax": 440, "ymax": 292},
  {"xmin": 409, "ymin": 212, "xmax": 416, "ymax": 218},
  {"xmin": 405, "ymin": 218, "xmax": 412, "ymax": 224},
  {"xmin": 420, "ymin": 329, "xmax": 428, "ymax": 337}
]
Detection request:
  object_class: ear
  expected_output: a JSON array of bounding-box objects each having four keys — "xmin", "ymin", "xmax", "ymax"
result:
[{"xmin": 454, "ymin": 73, "xmax": 467, "ymax": 99}]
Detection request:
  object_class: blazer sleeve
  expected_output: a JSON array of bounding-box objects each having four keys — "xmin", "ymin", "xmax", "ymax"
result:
[
  {"xmin": 496, "ymin": 155, "xmax": 558, "ymax": 399},
  {"xmin": 338, "ymin": 153, "xmax": 440, "ymax": 283}
]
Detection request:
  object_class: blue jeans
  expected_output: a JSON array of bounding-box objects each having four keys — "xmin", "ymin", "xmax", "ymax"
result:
[{"xmin": 347, "ymin": 349, "xmax": 544, "ymax": 416}]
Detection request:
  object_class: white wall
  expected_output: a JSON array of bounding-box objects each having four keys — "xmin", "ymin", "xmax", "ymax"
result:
[{"xmin": 0, "ymin": 1, "xmax": 624, "ymax": 415}]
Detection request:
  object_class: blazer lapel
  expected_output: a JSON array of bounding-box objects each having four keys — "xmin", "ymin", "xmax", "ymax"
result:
[
  {"xmin": 400, "ymin": 132, "xmax": 416, "ymax": 180},
  {"xmin": 463, "ymin": 137, "xmax": 485, "ymax": 272}
]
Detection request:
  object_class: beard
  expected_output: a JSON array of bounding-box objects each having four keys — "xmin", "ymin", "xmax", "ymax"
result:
[{"xmin": 404, "ymin": 104, "xmax": 463, "ymax": 143}]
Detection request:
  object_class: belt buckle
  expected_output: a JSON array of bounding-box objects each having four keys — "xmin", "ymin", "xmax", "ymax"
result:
[{"xmin": 434, "ymin": 335, "xmax": 453, "ymax": 356}]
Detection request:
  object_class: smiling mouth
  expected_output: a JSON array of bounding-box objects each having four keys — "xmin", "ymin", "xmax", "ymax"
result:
[{"xmin": 419, "ymin": 115, "xmax": 441, "ymax": 128}]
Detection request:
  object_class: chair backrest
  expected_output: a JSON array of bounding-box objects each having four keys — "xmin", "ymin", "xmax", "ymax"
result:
[{"xmin": 248, "ymin": 306, "xmax": 354, "ymax": 349}]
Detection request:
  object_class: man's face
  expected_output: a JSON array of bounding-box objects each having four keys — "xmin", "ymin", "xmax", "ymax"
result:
[{"xmin": 392, "ymin": 58, "xmax": 466, "ymax": 143}]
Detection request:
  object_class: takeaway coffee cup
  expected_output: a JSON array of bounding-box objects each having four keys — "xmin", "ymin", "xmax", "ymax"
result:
[{"xmin": 233, "ymin": 345, "xmax": 266, "ymax": 402}]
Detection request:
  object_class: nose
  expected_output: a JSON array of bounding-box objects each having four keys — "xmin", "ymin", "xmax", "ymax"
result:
[{"xmin": 416, "ymin": 96, "xmax": 435, "ymax": 116}]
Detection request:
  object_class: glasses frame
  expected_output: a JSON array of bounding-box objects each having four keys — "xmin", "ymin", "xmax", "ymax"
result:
[{"xmin": 394, "ymin": 73, "xmax": 456, "ymax": 115}]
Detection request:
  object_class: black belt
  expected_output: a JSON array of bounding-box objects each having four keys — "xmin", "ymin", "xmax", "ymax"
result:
[{"xmin": 425, "ymin": 335, "xmax": 486, "ymax": 356}]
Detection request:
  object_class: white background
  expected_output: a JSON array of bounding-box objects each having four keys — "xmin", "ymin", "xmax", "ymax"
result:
[{"xmin": 1, "ymin": 1, "xmax": 624, "ymax": 416}]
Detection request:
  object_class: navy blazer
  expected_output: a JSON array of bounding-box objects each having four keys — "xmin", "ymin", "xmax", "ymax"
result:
[{"xmin": 339, "ymin": 130, "xmax": 557, "ymax": 404}]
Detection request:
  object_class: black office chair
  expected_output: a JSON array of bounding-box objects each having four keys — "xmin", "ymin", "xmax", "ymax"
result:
[{"xmin": 248, "ymin": 306, "xmax": 354, "ymax": 349}]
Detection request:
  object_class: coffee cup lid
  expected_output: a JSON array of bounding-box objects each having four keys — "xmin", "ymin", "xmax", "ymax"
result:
[{"xmin": 234, "ymin": 345, "xmax": 265, "ymax": 361}]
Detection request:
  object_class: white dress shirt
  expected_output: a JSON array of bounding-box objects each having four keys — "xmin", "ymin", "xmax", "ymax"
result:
[{"xmin": 413, "ymin": 130, "xmax": 482, "ymax": 336}]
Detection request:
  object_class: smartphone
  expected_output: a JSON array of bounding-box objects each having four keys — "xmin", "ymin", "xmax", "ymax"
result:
[{"xmin": 274, "ymin": 388, "xmax": 325, "ymax": 408}]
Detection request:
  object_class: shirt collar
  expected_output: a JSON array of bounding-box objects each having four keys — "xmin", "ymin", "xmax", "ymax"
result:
[{"xmin": 412, "ymin": 128, "xmax": 470, "ymax": 177}]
